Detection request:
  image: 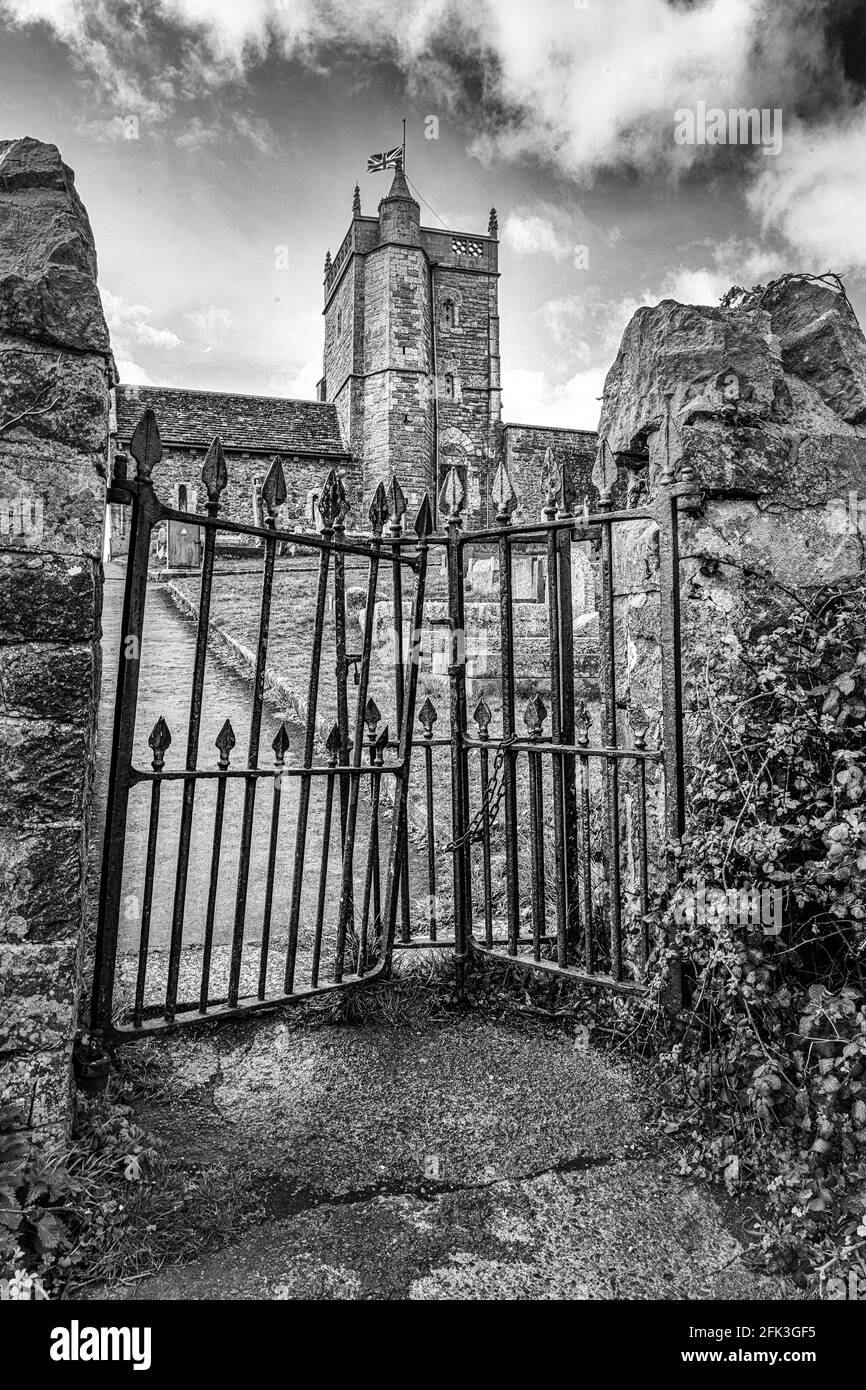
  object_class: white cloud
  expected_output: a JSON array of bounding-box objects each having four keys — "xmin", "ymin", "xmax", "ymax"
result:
[
  {"xmin": 114, "ymin": 357, "xmax": 156, "ymax": 385},
  {"xmin": 101, "ymin": 288, "xmax": 182, "ymax": 356},
  {"xmin": 502, "ymin": 365, "xmax": 605, "ymax": 432},
  {"xmin": 503, "ymin": 211, "xmax": 572, "ymax": 261},
  {"xmin": 747, "ymin": 111, "xmax": 866, "ymax": 270},
  {"xmin": 185, "ymin": 305, "xmax": 234, "ymax": 340}
]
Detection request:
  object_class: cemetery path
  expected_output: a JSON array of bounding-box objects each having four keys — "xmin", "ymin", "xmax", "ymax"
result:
[{"xmin": 93, "ymin": 1001, "xmax": 794, "ymax": 1302}]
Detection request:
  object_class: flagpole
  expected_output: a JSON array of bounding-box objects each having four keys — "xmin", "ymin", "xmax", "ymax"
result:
[{"xmin": 402, "ymin": 116, "xmax": 406, "ymax": 174}]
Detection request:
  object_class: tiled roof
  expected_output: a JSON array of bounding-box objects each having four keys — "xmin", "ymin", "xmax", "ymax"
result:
[{"xmin": 115, "ymin": 385, "xmax": 348, "ymax": 456}]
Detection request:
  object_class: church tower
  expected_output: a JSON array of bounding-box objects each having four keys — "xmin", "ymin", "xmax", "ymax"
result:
[{"xmin": 321, "ymin": 168, "xmax": 500, "ymax": 523}]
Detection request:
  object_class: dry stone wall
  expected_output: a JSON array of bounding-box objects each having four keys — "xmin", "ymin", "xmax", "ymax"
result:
[{"xmin": 0, "ymin": 138, "xmax": 111, "ymax": 1135}]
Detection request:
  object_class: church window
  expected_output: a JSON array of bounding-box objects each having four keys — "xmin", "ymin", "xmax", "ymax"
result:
[
  {"xmin": 451, "ymin": 237, "xmax": 483, "ymax": 258},
  {"xmin": 444, "ymin": 373, "xmax": 455, "ymax": 401},
  {"xmin": 442, "ymin": 298, "xmax": 456, "ymax": 329}
]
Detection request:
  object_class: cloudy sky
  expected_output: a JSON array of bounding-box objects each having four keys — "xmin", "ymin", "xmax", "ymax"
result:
[{"xmin": 1, "ymin": 0, "xmax": 864, "ymax": 430}]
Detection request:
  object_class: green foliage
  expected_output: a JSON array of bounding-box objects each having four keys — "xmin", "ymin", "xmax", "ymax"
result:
[
  {"xmin": 0, "ymin": 1098, "xmax": 160, "ymax": 1298},
  {"xmin": 658, "ymin": 575, "xmax": 866, "ymax": 1286}
]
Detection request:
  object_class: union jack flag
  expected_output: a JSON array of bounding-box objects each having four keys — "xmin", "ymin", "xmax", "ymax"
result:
[{"xmin": 367, "ymin": 145, "xmax": 404, "ymax": 173}]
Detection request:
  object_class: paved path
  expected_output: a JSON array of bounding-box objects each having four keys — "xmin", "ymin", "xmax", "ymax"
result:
[
  {"xmin": 99, "ymin": 1006, "xmax": 792, "ymax": 1301},
  {"xmin": 94, "ymin": 564, "xmax": 395, "ymax": 1012}
]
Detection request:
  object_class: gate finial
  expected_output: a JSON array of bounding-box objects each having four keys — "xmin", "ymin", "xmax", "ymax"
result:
[
  {"xmin": 413, "ymin": 493, "xmax": 433, "ymax": 538},
  {"xmin": 418, "ymin": 696, "xmax": 438, "ymax": 734},
  {"xmin": 272, "ymin": 722, "xmax": 291, "ymax": 764},
  {"xmin": 364, "ymin": 697, "xmax": 381, "ymax": 734},
  {"xmin": 541, "ymin": 447, "xmax": 561, "ymax": 516},
  {"xmin": 325, "ymin": 722, "xmax": 342, "ymax": 761},
  {"xmin": 438, "ymin": 464, "xmax": 465, "ymax": 522},
  {"xmin": 148, "ymin": 715, "xmax": 172, "ymax": 769},
  {"xmin": 201, "ymin": 436, "xmax": 228, "ymax": 507},
  {"xmin": 473, "ymin": 696, "xmax": 492, "ymax": 737},
  {"xmin": 523, "ymin": 693, "xmax": 547, "ymax": 737},
  {"xmin": 388, "ymin": 475, "xmax": 407, "ymax": 529},
  {"xmin": 215, "ymin": 719, "xmax": 236, "ymax": 768},
  {"xmin": 368, "ymin": 480, "xmax": 389, "ymax": 535},
  {"xmin": 317, "ymin": 468, "xmax": 340, "ymax": 529},
  {"xmin": 262, "ymin": 455, "xmax": 287, "ymax": 520},
  {"xmin": 130, "ymin": 408, "xmax": 162, "ymax": 481},
  {"xmin": 491, "ymin": 460, "xmax": 518, "ymax": 523}
]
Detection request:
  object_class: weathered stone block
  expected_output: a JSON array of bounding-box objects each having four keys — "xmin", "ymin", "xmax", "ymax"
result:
[
  {"xmin": 765, "ymin": 277, "xmax": 866, "ymax": 426},
  {"xmin": 0, "ymin": 716, "xmax": 89, "ymax": 824},
  {"xmin": 0, "ymin": 641, "xmax": 96, "ymax": 722},
  {"xmin": 0, "ymin": 824, "xmax": 84, "ymax": 945},
  {"xmin": 0, "ymin": 940, "xmax": 82, "ymax": 1055},
  {"xmin": 0, "ymin": 551, "xmax": 101, "ymax": 642},
  {"xmin": 0, "ymin": 139, "xmax": 109, "ymax": 355}
]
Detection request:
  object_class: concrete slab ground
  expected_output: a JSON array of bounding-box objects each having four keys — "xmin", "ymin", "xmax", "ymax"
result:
[{"xmin": 100, "ymin": 1004, "xmax": 793, "ymax": 1301}]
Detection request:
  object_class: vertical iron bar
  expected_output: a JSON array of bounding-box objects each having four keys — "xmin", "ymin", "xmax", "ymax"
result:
[
  {"xmin": 284, "ymin": 513, "xmax": 333, "ymax": 992},
  {"xmin": 165, "ymin": 507, "xmax": 219, "ymax": 1019},
  {"xmin": 390, "ymin": 501, "xmax": 412, "ymax": 947},
  {"xmin": 599, "ymin": 507, "xmax": 623, "ymax": 980},
  {"xmin": 657, "ymin": 464, "xmax": 686, "ymax": 1010},
  {"xmin": 333, "ymin": 506, "xmax": 350, "ymax": 844},
  {"xmin": 334, "ymin": 510, "xmax": 385, "ymax": 981},
  {"xmin": 577, "ymin": 705, "xmax": 595, "ymax": 972},
  {"xmin": 227, "ymin": 515, "xmax": 278, "ymax": 1008},
  {"xmin": 311, "ymin": 728, "xmax": 340, "ymax": 988},
  {"xmin": 477, "ymin": 722, "xmax": 493, "ymax": 948},
  {"xmin": 92, "ymin": 475, "xmax": 156, "ymax": 1032},
  {"xmin": 497, "ymin": 531, "xmax": 520, "ymax": 956},
  {"xmin": 260, "ymin": 727, "xmax": 289, "ymax": 1000},
  {"xmin": 200, "ymin": 721, "xmax": 235, "ymax": 1013},
  {"xmin": 636, "ymin": 750, "xmax": 650, "ymax": 968},
  {"xmin": 379, "ymin": 498, "xmax": 432, "ymax": 971},
  {"xmin": 422, "ymin": 711, "xmax": 438, "ymax": 941},
  {"xmin": 447, "ymin": 517, "xmax": 468, "ymax": 997},
  {"xmin": 557, "ymin": 513, "xmax": 580, "ymax": 953},
  {"xmin": 133, "ymin": 721, "xmax": 170, "ymax": 1029},
  {"xmin": 545, "ymin": 504, "xmax": 568, "ymax": 967}
]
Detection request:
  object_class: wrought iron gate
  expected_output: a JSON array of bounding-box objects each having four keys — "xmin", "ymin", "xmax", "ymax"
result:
[
  {"xmin": 91, "ymin": 408, "xmax": 686, "ymax": 1047},
  {"xmin": 92, "ymin": 409, "xmax": 431, "ymax": 1043}
]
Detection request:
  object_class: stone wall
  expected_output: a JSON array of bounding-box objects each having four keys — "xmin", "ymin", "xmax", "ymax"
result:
[
  {"xmin": 502, "ymin": 424, "xmax": 599, "ymax": 522},
  {"xmin": 0, "ymin": 138, "xmax": 111, "ymax": 1135}
]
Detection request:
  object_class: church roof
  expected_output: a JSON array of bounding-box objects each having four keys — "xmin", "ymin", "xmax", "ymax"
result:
[{"xmin": 115, "ymin": 385, "xmax": 349, "ymax": 457}]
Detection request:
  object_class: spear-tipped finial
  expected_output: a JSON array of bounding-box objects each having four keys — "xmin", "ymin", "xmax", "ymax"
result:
[
  {"xmin": 576, "ymin": 699, "xmax": 591, "ymax": 746},
  {"xmin": 413, "ymin": 493, "xmax": 433, "ymax": 539},
  {"xmin": 418, "ymin": 695, "xmax": 438, "ymax": 735},
  {"xmin": 317, "ymin": 468, "xmax": 340, "ymax": 530},
  {"xmin": 215, "ymin": 718, "xmax": 236, "ymax": 769},
  {"xmin": 595, "ymin": 438, "xmax": 617, "ymax": 508},
  {"xmin": 368, "ymin": 480, "xmax": 389, "ymax": 535},
  {"xmin": 201, "ymin": 435, "xmax": 228, "ymax": 507},
  {"xmin": 541, "ymin": 447, "xmax": 561, "ymax": 516},
  {"xmin": 491, "ymin": 459, "xmax": 518, "ymax": 523},
  {"xmin": 130, "ymin": 408, "xmax": 162, "ymax": 481},
  {"xmin": 374, "ymin": 724, "xmax": 389, "ymax": 761},
  {"xmin": 325, "ymin": 721, "xmax": 342, "ymax": 762},
  {"xmin": 148, "ymin": 715, "xmax": 172, "ymax": 769},
  {"xmin": 352, "ymin": 183, "xmax": 361, "ymax": 217},
  {"xmin": 331, "ymin": 470, "xmax": 349, "ymax": 528},
  {"xmin": 438, "ymin": 464, "xmax": 465, "ymax": 522},
  {"xmin": 388, "ymin": 475, "xmax": 407, "ymax": 529},
  {"xmin": 364, "ymin": 697, "xmax": 381, "ymax": 734},
  {"xmin": 324, "ymin": 248, "xmax": 332, "ymax": 275},
  {"xmin": 523, "ymin": 692, "xmax": 548, "ymax": 737},
  {"xmin": 261, "ymin": 455, "xmax": 287, "ymax": 521},
  {"xmin": 272, "ymin": 722, "xmax": 291, "ymax": 764},
  {"xmin": 628, "ymin": 701, "xmax": 649, "ymax": 749},
  {"xmin": 488, "ymin": 207, "xmax": 498, "ymax": 238},
  {"xmin": 473, "ymin": 695, "xmax": 492, "ymax": 737}
]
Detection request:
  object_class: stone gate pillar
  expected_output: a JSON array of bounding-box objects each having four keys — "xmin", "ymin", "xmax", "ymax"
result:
[{"xmin": 0, "ymin": 139, "xmax": 112, "ymax": 1135}]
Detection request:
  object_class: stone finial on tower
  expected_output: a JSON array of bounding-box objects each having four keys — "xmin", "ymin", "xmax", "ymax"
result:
[
  {"xmin": 324, "ymin": 248, "xmax": 332, "ymax": 276},
  {"xmin": 352, "ymin": 183, "xmax": 361, "ymax": 217},
  {"xmin": 488, "ymin": 207, "xmax": 498, "ymax": 238}
]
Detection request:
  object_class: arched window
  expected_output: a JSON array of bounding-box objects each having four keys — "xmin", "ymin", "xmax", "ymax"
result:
[
  {"xmin": 443, "ymin": 372, "xmax": 455, "ymax": 401},
  {"xmin": 442, "ymin": 299, "xmax": 456, "ymax": 330}
]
